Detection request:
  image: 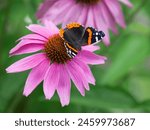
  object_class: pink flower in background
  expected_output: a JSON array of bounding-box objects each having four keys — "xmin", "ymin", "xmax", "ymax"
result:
[
  {"xmin": 6, "ymin": 21, "xmax": 107, "ymax": 106},
  {"xmin": 36, "ymin": 0, "xmax": 132, "ymax": 45}
]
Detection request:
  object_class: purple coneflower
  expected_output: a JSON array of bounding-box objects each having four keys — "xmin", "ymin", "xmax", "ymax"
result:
[
  {"xmin": 36, "ymin": 0, "xmax": 132, "ymax": 45},
  {"xmin": 6, "ymin": 21, "xmax": 107, "ymax": 106}
]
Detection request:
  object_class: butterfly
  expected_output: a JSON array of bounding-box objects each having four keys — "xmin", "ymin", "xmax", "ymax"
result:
[{"xmin": 59, "ymin": 22, "xmax": 105, "ymax": 58}]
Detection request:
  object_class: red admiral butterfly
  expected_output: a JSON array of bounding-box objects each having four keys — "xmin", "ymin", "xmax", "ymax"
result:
[{"xmin": 59, "ymin": 22, "xmax": 105, "ymax": 58}]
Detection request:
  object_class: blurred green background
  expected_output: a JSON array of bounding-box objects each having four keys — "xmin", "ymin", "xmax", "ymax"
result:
[{"xmin": 0, "ymin": 0, "xmax": 150, "ymax": 113}]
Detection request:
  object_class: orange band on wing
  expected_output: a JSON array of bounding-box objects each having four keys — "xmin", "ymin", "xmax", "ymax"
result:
[
  {"xmin": 86, "ymin": 28, "xmax": 92, "ymax": 45},
  {"xmin": 66, "ymin": 22, "xmax": 81, "ymax": 29},
  {"xmin": 66, "ymin": 43, "xmax": 78, "ymax": 53}
]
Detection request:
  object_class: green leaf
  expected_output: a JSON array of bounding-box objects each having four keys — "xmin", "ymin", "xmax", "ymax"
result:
[
  {"xmin": 0, "ymin": 72, "xmax": 27, "ymax": 112},
  {"xmin": 124, "ymin": 75, "xmax": 150, "ymax": 102},
  {"xmin": 24, "ymin": 86, "xmax": 137, "ymax": 112},
  {"xmin": 135, "ymin": 100, "xmax": 150, "ymax": 112},
  {"xmin": 70, "ymin": 87, "xmax": 137, "ymax": 112}
]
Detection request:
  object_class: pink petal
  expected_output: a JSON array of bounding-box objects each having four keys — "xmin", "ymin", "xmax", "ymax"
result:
[
  {"xmin": 78, "ymin": 50, "xmax": 107, "ymax": 65},
  {"xmin": 99, "ymin": 1, "xmax": 118, "ymax": 34},
  {"xmin": 77, "ymin": 5, "xmax": 88, "ymax": 25},
  {"xmin": 62, "ymin": 4, "xmax": 82, "ymax": 27},
  {"xmin": 40, "ymin": 0, "xmax": 71, "ymax": 25},
  {"xmin": 23, "ymin": 59, "xmax": 50, "ymax": 96},
  {"xmin": 85, "ymin": 6, "xmax": 95, "ymax": 27},
  {"xmin": 104, "ymin": 0, "xmax": 126, "ymax": 28},
  {"xmin": 66, "ymin": 62, "xmax": 85, "ymax": 95},
  {"xmin": 18, "ymin": 34, "xmax": 47, "ymax": 42},
  {"xmin": 82, "ymin": 45, "xmax": 100, "ymax": 52},
  {"xmin": 66, "ymin": 59, "xmax": 90, "ymax": 95},
  {"xmin": 56, "ymin": 64, "xmax": 71, "ymax": 107},
  {"xmin": 43, "ymin": 20, "xmax": 59, "ymax": 34},
  {"xmin": 67, "ymin": 60, "xmax": 90, "ymax": 91},
  {"xmin": 10, "ymin": 39, "xmax": 45, "ymax": 55},
  {"xmin": 6, "ymin": 53, "xmax": 46, "ymax": 73},
  {"xmin": 10, "ymin": 44, "xmax": 44, "ymax": 56},
  {"xmin": 36, "ymin": 0, "xmax": 57, "ymax": 19},
  {"xmin": 74, "ymin": 58, "xmax": 95, "ymax": 85},
  {"xmin": 43, "ymin": 63, "xmax": 60, "ymax": 100},
  {"xmin": 118, "ymin": 0, "xmax": 133, "ymax": 8},
  {"xmin": 26, "ymin": 24, "xmax": 52, "ymax": 38},
  {"xmin": 94, "ymin": 4, "xmax": 110, "ymax": 45}
]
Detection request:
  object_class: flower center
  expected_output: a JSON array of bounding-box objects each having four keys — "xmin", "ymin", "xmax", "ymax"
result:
[
  {"xmin": 76, "ymin": 0, "xmax": 99, "ymax": 4},
  {"xmin": 44, "ymin": 34, "xmax": 71, "ymax": 64}
]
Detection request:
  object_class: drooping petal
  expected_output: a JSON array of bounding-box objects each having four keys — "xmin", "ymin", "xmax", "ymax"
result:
[
  {"xmin": 85, "ymin": 6, "xmax": 95, "ymax": 27},
  {"xmin": 66, "ymin": 59, "xmax": 91, "ymax": 95},
  {"xmin": 104, "ymin": 0, "xmax": 126, "ymax": 28},
  {"xmin": 99, "ymin": 1, "xmax": 118, "ymax": 34},
  {"xmin": 43, "ymin": 20, "xmax": 59, "ymax": 34},
  {"xmin": 23, "ymin": 59, "xmax": 50, "ymax": 96},
  {"xmin": 6, "ymin": 53, "xmax": 46, "ymax": 73},
  {"xmin": 10, "ymin": 44, "xmax": 44, "ymax": 56},
  {"xmin": 94, "ymin": 4, "xmax": 110, "ymax": 45},
  {"xmin": 43, "ymin": 63, "xmax": 60, "ymax": 100},
  {"xmin": 40, "ymin": 0, "xmax": 72, "ymax": 25},
  {"xmin": 26, "ymin": 24, "xmax": 52, "ymax": 38},
  {"xmin": 82, "ymin": 45, "xmax": 100, "ymax": 52},
  {"xmin": 52, "ymin": 2, "xmax": 72, "ymax": 24},
  {"xmin": 66, "ymin": 62, "xmax": 85, "ymax": 95},
  {"xmin": 67, "ymin": 60, "xmax": 90, "ymax": 91},
  {"xmin": 57, "ymin": 64, "xmax": 71, "ymax": 107},
  {"xmin": 77, "ymin": 50, "xmax": 107, "ymax": 65},
  {"xmin": 9, "ymin": 40, "xmax": 44, "ymax": 56},
  {"xmin": 74, "ymin": 58, "xmax": 95, "ymax": 85},
  {"xmin": 18, "ymin": 34, "xmax": 47, "ymax": 42},
  {"xmin": 36, "ymin": 0, "xmax": 57, "ymax": 19},
  {"xmin": 77, "ymin": 4, "xmax": 88, "ymax": 25},
  {"xmin": 62, "ymin": 3, "xmax": 82, "ymax": 27}
]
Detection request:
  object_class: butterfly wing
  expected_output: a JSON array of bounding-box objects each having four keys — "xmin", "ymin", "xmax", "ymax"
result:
[
  {"xmin": 64, "ymin": 42, "xmax": 78, "ymax": 58},
  {"xmin": 59, "ymin": 23, "xmax": 86, "ymax": 50},
  {"xmin": 59, "ymin": 23, "xmax": 105, "ymax": 59},
  {"xmin": 80, "ymin": 27, "xmax": 105, "ymax": 45}
]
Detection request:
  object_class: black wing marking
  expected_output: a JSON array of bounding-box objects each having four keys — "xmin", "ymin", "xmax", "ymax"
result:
[
  {"xmin": 63, "ymin": 25, "xmax": 86, "ymax": 50},
  {"xmin": 81, "ymin": 27, "xmax": 105, "ymax": 45},
  {"xmin": 78, "ymin": 30, "xmax": 89, "ymax": 46}
]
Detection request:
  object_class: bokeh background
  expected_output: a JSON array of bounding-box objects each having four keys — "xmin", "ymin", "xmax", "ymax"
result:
[{"xmin": 0, "ymin": 0, "xmax": 150, "ymax": 113}]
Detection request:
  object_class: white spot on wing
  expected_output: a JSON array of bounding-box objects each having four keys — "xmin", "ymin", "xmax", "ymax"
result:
[
  {"xmin": 95, "ymin": 36, "xmax": 99, "ymax": 42},
  {"xmin": 72, "ymin": 52, "xmax": 76, "ymax": 56}
]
